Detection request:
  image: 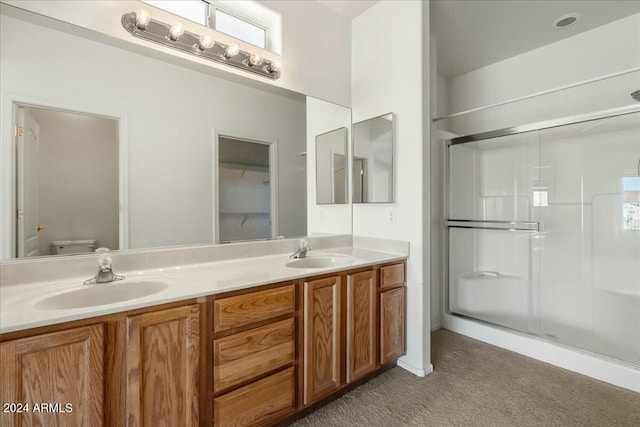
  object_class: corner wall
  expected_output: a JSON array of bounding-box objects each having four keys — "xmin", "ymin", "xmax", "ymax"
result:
[
  {"xmin": 352, "ymin": 0, "xmax": 431, "ymax": 375},
  {"xmin": 306, "ymin": 97, "xmax": 352, "ymax": 235}
]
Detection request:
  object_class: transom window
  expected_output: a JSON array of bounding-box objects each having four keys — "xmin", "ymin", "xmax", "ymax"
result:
[{"xmin": 142, "ymin": 0, "xmax": 280, "ymax": 53}]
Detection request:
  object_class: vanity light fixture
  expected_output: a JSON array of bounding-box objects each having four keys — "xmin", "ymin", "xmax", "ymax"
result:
[
  {"xmin": 168, "ymin": 22, "xmax": 184, "ymax": 41},
  {"xmin": 122, "ymin": 11, "xmax": 281, "ymax": 80},
  {"xmin": 225, "ymin": 44, "xmax": 240, "ymax": 58},
  {"xmin": 249, "ymin": 54, "xmax": 263, "ymax": 66},
  {"xmin": 135, "ymin": 9, "xmax": 151, "ymax": 30},
  {"xmin": 268, "ymin": 61, "xmax": 282, "ymax": 73},
  {"xmin": 198, "ymin": 35, "xmax": 215, "ymax": 50}
]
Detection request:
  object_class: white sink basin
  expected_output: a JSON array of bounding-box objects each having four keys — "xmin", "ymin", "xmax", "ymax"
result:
[
  {"xmin": 34, "ymin": 279, "xmax": 169, "ymax": 310},
  {"xmin": 286, "ymin": 254, "xmax": 355, "ymax": 269}
]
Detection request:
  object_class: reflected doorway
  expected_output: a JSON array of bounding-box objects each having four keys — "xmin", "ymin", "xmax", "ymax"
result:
[
  {"xmin": 216, "ymin": 135, "xmax": 277, "ymax": 242},
  {"xmin": 14, "ymin": 105, "xmax": 120, "ymax": 258},
  {"xmin": 352, "ymin": 157, "xmax": 367, "ymax": 204}
]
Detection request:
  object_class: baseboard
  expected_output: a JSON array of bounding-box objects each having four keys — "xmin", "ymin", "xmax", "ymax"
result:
[
  {"xmin": 397, "ymin": 359, "xmax": 433, "ymax": 377},
  {"xmin": 431, "ymin": 323, "xmax": 441, "ymax": 331},
  {"xmin": 443, "ymin": 314, "xmax": 640, "ymax": 393}
]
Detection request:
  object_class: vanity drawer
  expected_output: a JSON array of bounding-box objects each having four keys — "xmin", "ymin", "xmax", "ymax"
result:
[
  {"xmin": 214, "ymin": 284, "xmax": 295, "ymax": 333},
  {"xmin": 380, "ymin": 263, "xmax": 405, "ymax": 289},
  {"xmin": 214, "ymin": 318, "xmax": 295, "ymax": 393},
  {"xmin": 214, "ymin": 367, "xmax": 296, "ymax": 427}
]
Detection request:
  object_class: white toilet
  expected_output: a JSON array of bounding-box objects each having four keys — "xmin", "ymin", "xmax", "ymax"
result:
[{"xmin": 51, "ymin": 239, "xmax": 98, "ymax": 255}]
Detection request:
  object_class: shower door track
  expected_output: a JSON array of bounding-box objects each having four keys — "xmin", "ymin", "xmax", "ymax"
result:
[{"xmin": 448, "ymin": 104, "xmax": 640, "ymax": 145}]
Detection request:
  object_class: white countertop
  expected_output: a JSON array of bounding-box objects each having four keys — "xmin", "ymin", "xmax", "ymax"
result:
[{"xmin": 0, "ymin": 247, "xmax": 406, "ymax": 334}]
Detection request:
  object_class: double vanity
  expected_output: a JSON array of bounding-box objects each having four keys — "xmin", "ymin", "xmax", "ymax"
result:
[{"xmin": 0, "ymin": 238, "xmax": 407, "ymax": 426}]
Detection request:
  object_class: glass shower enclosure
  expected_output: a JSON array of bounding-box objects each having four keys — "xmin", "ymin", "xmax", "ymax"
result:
[{"xmin": 447, "ymin": 108, "xmax": 640, "ymax": 366}]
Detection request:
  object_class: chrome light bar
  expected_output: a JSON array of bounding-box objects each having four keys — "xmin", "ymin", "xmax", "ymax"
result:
[{"xmin": 121, "ymin": 12, "xmax": 281, "ymax": 80}]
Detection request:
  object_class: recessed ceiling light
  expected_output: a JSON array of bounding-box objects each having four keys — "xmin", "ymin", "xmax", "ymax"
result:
[{"xmin": 553, "ymin": 13, "xmax": 581, "ymax": 29}]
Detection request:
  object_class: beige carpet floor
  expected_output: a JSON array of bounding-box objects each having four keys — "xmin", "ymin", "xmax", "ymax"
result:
[{"xmin": 291, "ymin": 329, "xmax": 640, "ymax": 426}]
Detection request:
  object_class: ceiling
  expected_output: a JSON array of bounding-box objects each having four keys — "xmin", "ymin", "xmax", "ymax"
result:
[
  {"xmin": 431, "ymin": 0, "xmax": 640, "ymax": 78},
  {"xmin": 317, "ymin": 0, "xmax": 378, "ymax": 19}
]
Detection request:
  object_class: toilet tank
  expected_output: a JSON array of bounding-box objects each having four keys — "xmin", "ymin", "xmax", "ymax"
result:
[{"xmin": 51, "ymin": 239, "xmax": 98, "ymax": 255}]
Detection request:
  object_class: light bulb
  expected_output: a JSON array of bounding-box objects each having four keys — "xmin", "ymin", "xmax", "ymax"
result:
[
  {"xmin": 268, "ymin": 60, "xmax": 281, "ymax": 73},
  {"xmin": 198, "ymin": 35, "xmax": 215, "ymax": 50},
  {"xmin": 225, "ymin": 44, "xmax": 240, "ymax": 58},
  {"xmin": 135, "ymin": 9, "xmax": 151, "ymax": 30},
  {"xmin": 249, "ymin": 54, "xmax": 263, "ymax": 66},
  {"xmin": 169, "ymin": 22, "xmax": 184, "ymax": 41}
]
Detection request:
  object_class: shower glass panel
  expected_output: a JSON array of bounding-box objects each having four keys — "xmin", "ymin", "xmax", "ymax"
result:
[
  {"xmin": 448, "ymin": 110, "xmax": 640, "ymax": 367},
  {"xmin": 449, "ymin": 132, "xmax": 539, "ymax": 221},
  {"xmin": 449, "ymin": 228, "xmax": 536, "ymax": 332},
  {"xmin": 537, "ymin": 113, "xmax": 640, "ymax": 365},
  {"xmin": 448, "ymin": 132, "xmax": 540, "ymax": 333}
]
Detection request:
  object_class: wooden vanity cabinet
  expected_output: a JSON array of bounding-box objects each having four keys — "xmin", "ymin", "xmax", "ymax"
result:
[
  {"xmin": 0, "ymin": 324, "xmax": 105, "ymax": 427},
  {"xmin": 124, "ymin": 304, "xmax": 201, "ymax": 427},
  {"xmin": 212, "ymin": 283, "xmax": 297, "ymax": 427},
  {"xmin": 379, "ymin": 263, "xmax": 406, "ymax": 365},
  {"xmin": 302, "ymin": 263, "xmax": 405, "ymax": 407},
  {"xmin": 345, "ymin": 270, "xmax": 377, "ymax": 383},
  {"xmin": 302, "ymin": 276, "xmax": 342, "ymax": 405},
  {"xmin": 0, "ymin": 260, "xmax": 406, "ymax": 427}
]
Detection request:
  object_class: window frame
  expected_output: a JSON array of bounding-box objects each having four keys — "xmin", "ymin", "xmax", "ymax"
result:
[
  {"xmin": 141, "ymin": 0, "xmax": 281, "ymax": 54},
  {"xmin": 210, "ymin": 6, "xmax": 268, "ymax": 50}
]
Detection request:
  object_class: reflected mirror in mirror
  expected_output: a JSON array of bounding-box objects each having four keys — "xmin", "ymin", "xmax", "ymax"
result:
[
  {"xmin": 352, "ymin": 113, "xmax": 394, "ymax": 203},
  {"xmin": 315, "ymin": 127, "xmax": 348, "ymax": 204},
  {"xmin": 0, "ymin": 4, "xmax": 351, "ymax": 259}
]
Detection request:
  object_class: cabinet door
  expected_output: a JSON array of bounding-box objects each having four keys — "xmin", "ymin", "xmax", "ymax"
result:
[
  {"xmin": 126, "ymin": 305, "xmax": 200, "ymax": 427},
  {"xmin": 0, "ymin": 324, "xmax": 104, "ymax": 427},
  {"xmin": 380, "ymin": 287, "xmax": 406, "ymax": 365},
  {"xmin": 346, "ymin": 270, "xmax": 377, "ymax": 383},
  {"xmin": 303, "ymin": 276, "xmax": 341, "ymax": 405}
]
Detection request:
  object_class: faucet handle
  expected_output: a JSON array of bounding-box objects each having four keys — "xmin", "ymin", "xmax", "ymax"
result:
[
  {"xmin": 298, "ymin": 238, "xmax": 309, "ymax": 249},
  {"xmin": 95, "ymin": 247, "xmax": 112, "ymax": 269}
]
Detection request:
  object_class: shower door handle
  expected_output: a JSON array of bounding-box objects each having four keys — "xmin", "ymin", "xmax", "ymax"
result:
[{"xmin": 446, "ymin": 220, "xmax": 539, "ymax": 232}]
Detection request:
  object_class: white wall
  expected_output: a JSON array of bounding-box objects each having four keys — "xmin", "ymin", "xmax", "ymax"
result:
[
  {"xmin": 31, "ymin": 108, "xmax": 119, "ymax": 255},
  {"xmin": 447, "ymin": 13, "xmax": 640, "ymax": 136},
  {"xmin": 262, "ymin": 0, "xmax": 351, "ymax": 107},
  {"xmin": 1, "ymin": 11, "xmax": 306, "ymax": 253},
  {"xmin": 352, "ymin": 1, "xmax": 431, "ymax": 375},
  {"xmin": 306, "ymin": 97, "xmax": 352, "ymax": 235},
  {"xmin": 436, "ymin": 73, "xmax": 449, "ymax": 118},
  {"xmin": 1, "ymin": 0, "xmax": 351, "ymax": 107}
]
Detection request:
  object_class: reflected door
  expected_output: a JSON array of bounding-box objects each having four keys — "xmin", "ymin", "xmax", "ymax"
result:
[
  {"xmin": 217, "ymin": 136, "xmax": 273, "ymax": 242},
  {"xmin": 16, "ymin": 107, "xmax": 41, "ymax": 258},
  {"xmin": 352, "ymin": 158, "xmax": 366, "ymax": 203}
]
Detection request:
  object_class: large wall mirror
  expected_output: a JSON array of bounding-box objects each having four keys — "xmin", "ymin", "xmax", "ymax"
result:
[
  {"xmin": 0, "ymin": 4, "xmax": 351, "ymax": 259},
  {"xmin": 315, "ymin": 127, "xmax": 348, "ymax": 204},
  {"xmin": 352, "ymin": 113, "xmax": 395, "ymax": 203}
]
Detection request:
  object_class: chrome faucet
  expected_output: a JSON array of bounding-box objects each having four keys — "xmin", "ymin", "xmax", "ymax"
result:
[
  {"xmin": 290, "ymin": 239, "xmax": 311, "ymax": 259},
  {"xmin": 83, "ymin": 248, "xmax": 124, "ymax": 285}
]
